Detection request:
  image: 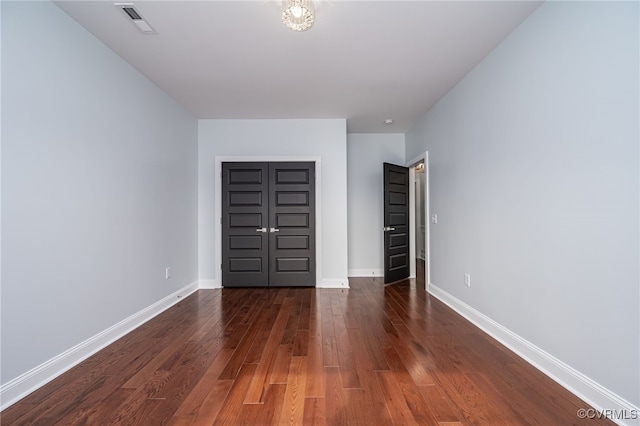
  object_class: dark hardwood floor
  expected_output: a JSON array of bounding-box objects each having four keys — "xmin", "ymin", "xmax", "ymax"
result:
[{"xmin": 1, "ymin": 266, "xmax": 612, "ymax": 425}]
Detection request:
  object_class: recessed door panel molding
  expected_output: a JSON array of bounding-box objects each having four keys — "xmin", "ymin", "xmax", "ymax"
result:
[
  {"xmin": 275, "ymin": 169, "xmax": 310, "ymax": 184},
  {"xmin": 276, "ymin": 257, "xmax": 310, "ymax": 273},
  {"xmin": 222, "ymin": 161, "xmax": 315, "ymax": 287},
  {"xmin": 276, "ymin": 235, "xmax": 309, "ymax": 250},
  {"xmin": 229, "ymin": 236, "xmax": 263, "ymax": 250},
  {"xmin": 229, "ymin": 258, "xmax": 263, "ymax": 272},
  {"xmin": 389, "ymin": 254, "xmax": 408, "ymax": 270},
  {"xmin": 389, "ymin": 213, "xmax": 407, "ymax": 226},
  {"xmin": 276, "ymin": 192, "xmax": 309, "ymax": 206},
  {"xmin": 228, "ymin": 169, "xmax": 263, "ymax": 184},
  {"xmin": 389, "ymin": 233, "xmax": 407, "ymax": 249},
  {"xmin": 276, "ymin": 213, "xmax": 309, "ymax": 228},
  {"xmin": 389, "ymin": 191, "xmax": 406, "ymax": 205},
  {"xmin": 229, "ymin": 191, "xmax": 262, "ymax": 206},
  {"xmin": 229, "ymin": 213, "xmax": 262, "ymax": 228},
  {"xmin": 389, "ymin": 170, "xmax": 406, "ymax": 185},
  {"xmin": 384, "ymin": 162, "xmax": 410, "ymax": 284}
]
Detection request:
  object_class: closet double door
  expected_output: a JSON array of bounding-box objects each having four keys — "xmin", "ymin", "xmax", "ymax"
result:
[{"xmin": 222, "ymin": 162, "xmax": 316, "ymax": 287}]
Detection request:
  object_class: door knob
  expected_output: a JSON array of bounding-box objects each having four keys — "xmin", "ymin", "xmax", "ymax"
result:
[
  {"xmin": 256, "ymin": 228, "xmax": 267, "ymax": 233},
  {"xmin": 383, "ymin": 226, "xmax": 396, "ymax": 232},
  {"xmin": 270, "ymin": 227, "xmax": 280, "ymax": 233}
]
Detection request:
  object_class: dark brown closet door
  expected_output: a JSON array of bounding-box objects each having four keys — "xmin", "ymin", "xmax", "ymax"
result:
[
  {"xmin": 222, "ymin": 162, "xmax": 315, "ymax": 287},
  {"xmin": 222, "ymin": 162, "xmax": 269, "ymax": 287},
  {"xmin": 268, "ymin": 162, "xmax": 316, "ymax": 287}
]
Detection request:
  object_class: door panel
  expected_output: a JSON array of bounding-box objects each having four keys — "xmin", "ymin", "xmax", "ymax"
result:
[
  {"xmin": 276, "ymin": 236, "xmax": 309, "ymax": 249},
  {"xmin": 228, "ymin": 236, "xmax": 262, "ymax": 250},
  {"xmin": 384, "ymin": 162, "xmax": 410, "ymax": 284},
  {"xmin": 222, "ymin": 161, "xmax": 315, "ymax": 287},
  {"xmin": 229, "ymin": 192, "xmax": 262, "ymax": 205},
  {"xmin": 222, "ymin": 163, "xmax": 269, "ymax": 287},
  {"xmin": 269, "ymin": 162, "xmax": 316, "ymax": 287},
  {"xmin": 276, "ymin": 214, "xmax": 309, "ymax": 228}
]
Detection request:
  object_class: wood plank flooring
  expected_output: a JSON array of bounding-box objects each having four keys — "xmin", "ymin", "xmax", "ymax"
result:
[{"xmin": 1, "ymin": 271, "xmax": 612, "ymax": 425}]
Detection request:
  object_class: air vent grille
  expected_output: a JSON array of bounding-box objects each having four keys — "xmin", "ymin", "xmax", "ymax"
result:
[
  {"xmin": 115, "ymin": 3, "xmax": 156, "ymax": 34},
  {"xmin": 122, "ymin": 7, "xmax": 141, "ymax": 21}
]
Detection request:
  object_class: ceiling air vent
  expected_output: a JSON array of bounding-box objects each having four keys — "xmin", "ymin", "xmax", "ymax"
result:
[{"xmin": 115, "ymin": 3, "xmax": 156, "ymax": 34}]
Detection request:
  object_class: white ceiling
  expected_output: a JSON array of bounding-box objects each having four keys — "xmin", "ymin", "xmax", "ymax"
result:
[{"xmin": 54, "ymin": 1, "xmax": 542, "ymax": 133}]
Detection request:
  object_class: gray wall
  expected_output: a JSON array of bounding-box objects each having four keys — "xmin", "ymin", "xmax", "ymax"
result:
[
  {"xmin": 347, "ymin": 133, "xmax": 405, "ymax": 276},
  {"xmin": 405, "ymin": 1, "xmax": 639, "ymax": 405},
  {"xmin": 1, "ymin": 2, "xmax": 198, "ymax": 384},
  {"xmin": 198, "ymin": 119, "xmax": 348, "ymax": 286}
]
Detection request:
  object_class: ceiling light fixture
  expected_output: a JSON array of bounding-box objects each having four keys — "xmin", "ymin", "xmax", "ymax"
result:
[
  {"xmin": 384, "ymin": 119, "xmax": 394, "ymax": 125},
  {"xmin": 282, "ymin": 0, "xmax": 314, "ymax": 32}
]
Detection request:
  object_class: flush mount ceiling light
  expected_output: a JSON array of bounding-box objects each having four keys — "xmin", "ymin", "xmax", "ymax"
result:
[{"xmin": 282, "ymin": 0, "xmax": 314, "ymax": 32}]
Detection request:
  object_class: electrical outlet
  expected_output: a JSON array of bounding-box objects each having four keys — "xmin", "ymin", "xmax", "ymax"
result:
[
  {"xmin": 165, "ymin": 267, "xmax": 171, "ymax": 279},
  {"xmin": 464, "ymin": 273, "xmax": 471, "ymax": 287}
]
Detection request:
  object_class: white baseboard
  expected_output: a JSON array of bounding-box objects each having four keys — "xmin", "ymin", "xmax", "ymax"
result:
[
  {"xmin": 428, "ymin": 283, "xmax": 640, "ymax": 426},
  {"xmin": 198, "ymin": 279, "xmax": 347, "ymax": 289},
  {"xmin": 317, "ymin": 278, "xmax": 349, "ymax": 288},
  {"xmin": 0, "ymin": 281, "xmax": 199, "ymax": 411},
  {"xmin": 198, "ymin": 279, "xmax": 220, "ymax": 289},
  {"xmin": 348, "ymin": 269, "xmax": 383, "ymax": 277}
]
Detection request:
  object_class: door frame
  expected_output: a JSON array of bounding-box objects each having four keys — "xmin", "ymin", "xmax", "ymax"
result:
[
  {"xmin": 215, "ymin": 156, "xmax": 322, "ymax": 288},
  {"xmin": 406, "ymin": 152, "xmax": 431, "ymax": 292}
]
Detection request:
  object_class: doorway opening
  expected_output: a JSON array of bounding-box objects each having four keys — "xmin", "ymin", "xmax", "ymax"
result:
[{"xmin": 407, "ymin": 152, "xmax": 430, "ymax": 291}]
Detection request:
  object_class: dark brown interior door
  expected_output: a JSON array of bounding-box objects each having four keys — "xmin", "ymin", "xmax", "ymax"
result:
[
  {"xmin": 222, "ymin": 162, "xmax": 269, "ymax": 287},
  {"xmin": 268, "ymin": 162, "xmax": 316, "ymax": 287},
  {"xmin": 383, "ymin": 162, "xmax": 410, "ymax": 284},
  {"xmin": 222, "ymin": 162, "xmax": 315, "ymax": 287}
]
